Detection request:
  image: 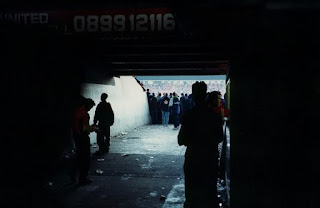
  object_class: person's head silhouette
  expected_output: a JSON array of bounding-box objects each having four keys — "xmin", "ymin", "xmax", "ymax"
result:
[
  {"xmin": 84, "ymin": 98, "xmax": 95, "ymax": 111},
  {"xmin": 101, "ymin": 93, "xmax": 108, "ymax": 102},
  {"xmin": 192, "ymin": 81, "xmax": 207, "ymax": 105},
  {"xmin": 206, "ymin": 91, "xmax": 220, "ymax": 107}
]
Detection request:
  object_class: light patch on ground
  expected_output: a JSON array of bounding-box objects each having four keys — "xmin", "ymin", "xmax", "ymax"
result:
[{"xmin": 162, "ymin": 181, "xmax": 185, "ymax": 208}]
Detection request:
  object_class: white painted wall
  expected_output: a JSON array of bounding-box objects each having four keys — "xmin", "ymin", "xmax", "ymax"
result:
[{"xmin": 81, "ymin": 76, "xmax": 151, "ymax": 144}]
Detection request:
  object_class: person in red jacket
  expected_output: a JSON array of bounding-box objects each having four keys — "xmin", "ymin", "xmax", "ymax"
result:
[
  {"xmin": 72, "ymin": 98, "xmax": 97, "ymax": 185},
  {"xmin": 207, "ymin": 91, "xmax": 225, "ymax": 120}
]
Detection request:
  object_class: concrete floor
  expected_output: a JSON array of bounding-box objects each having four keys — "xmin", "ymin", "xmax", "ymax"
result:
[{"xmin": 46, "ymin": 124, "xmax": 227, "ymax": 208}]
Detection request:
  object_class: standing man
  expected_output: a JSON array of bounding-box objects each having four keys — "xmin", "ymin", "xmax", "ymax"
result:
[
  {"xmin": 178, "ymin": 81, "xmax": 223, "ymax": 208},
  {"xmin": 72, "ymin": 98, "xmax": 97, "ymax": 185},
  {"xmin": 94, "ymin": 93, "xmax": 114, "ymax": 155},
  {"xmin": 179, "ymin": 93, "xmax": 186, "ymax": 122},
  {"xmin": 172, "ymin": 92, "xmax": 180, "ymax": 130},
  {"xmin": 148, "ymin": 93, "xmax": 158, "ymax": 124},
  {"xmin": 156, "ymin": 93, "xmax": 162, "ymax": 124},
  {"xmin": 160, "ymin": 93, "xmax": 170, "ymax": 127}
]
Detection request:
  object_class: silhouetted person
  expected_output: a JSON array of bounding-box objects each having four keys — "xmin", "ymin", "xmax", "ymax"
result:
[
  {"xmin": 188, "ymin": 93, "xmax": 195, "ymax": 109},
  {"xmin": 178, "ymin": 81, "xmax": 223, "ymax": 208},
  {"xmin": 149, "ymin": 93, "xmax": 158, "ymax": 124},
  {"xmin": 207, "ymin": 91, "xmax": 224, "ymax": 120},
  {"xmin": 157, "ymin": 92, "xmax": 162, "ymax": 124},
  {"xmin": 180, "ymin": 93, "xmax": 191, "ymax": 122},
  {"xmin": 183, "ymin": 93, "xmax": 190, "ymax": 112},
  {"xmin": 160, "ymin": 93, "xmax": 170, "ymax": 126},
  {"xmin": 172, "ymin": 92, "xmax": 180, "ymax": 129},
  {"xmin": 168, "ymin": 92, "xmax": 174, "ymax": 124},
  {"xmin": 72, "ymin": 98, "xmax": 97, "ymax": 185},
  {"xmin": 206, "ymin": 91, "xmax": 225, "ymax": 180},
  {"xmin": 180, "ymin": 93, "xmax": 186, "ymax": 122},
  {"xmin": 94, "ymin": 93, "xmax": 114, "ymax": 155}
]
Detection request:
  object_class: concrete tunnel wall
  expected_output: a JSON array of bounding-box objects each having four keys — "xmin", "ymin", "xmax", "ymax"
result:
[{"xmin": 81, "ymin": 76, "xmax": 151, "ymax": 144}]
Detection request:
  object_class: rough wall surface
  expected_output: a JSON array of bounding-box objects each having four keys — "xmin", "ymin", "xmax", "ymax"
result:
[{"xmin": 81, "ymin": 76, "xmax": 151, "ymax": 144}]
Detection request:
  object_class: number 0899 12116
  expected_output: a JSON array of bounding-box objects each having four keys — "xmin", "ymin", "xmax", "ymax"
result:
[{"xmin": 73, "ymin": 13, "xmax": 176, "ymax": 32}]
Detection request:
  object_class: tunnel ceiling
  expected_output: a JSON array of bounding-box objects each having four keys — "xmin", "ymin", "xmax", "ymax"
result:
[
  {"xmin": 2, "ymin": 1, "xmax": 311, "ymax": 76},
  {"xmin": 67, "ymin": 2, "xmax": 235, "ymax": 76},
  {"xmin": 84, "ymin": 38, "xmax": 230, "ymax": 76},
  {"xmin": 1, "ymin": 1, "xmax": 238, "ymax": 76},
  {"xmin": 66, "ymin": 2, "xmax": 237, "ymax": 76}
]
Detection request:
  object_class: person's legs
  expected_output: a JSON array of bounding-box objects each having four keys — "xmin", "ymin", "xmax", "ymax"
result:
[
  {"xmin": 162, "ymin": 111, "xmax": 165, "ymax": 125},
  {"xmin": 68, "ymin": 150, "xmax": 77, "ymax": 183},
  {"xmin": 96, "ymin": 131, "xmax": 104, "ymax": 154},
  {"xmin": 165, "ymin": 111, "xmax": 170, "ymax": 126},
  {"xmin": 184, "ymin": 162, "xmax": 192, "ymax": 208},
  {"xmin": 77, "ymin": 135, "xmax": 92, "ymax": 184},
  {"xmin": 150, "ymin": 110, "xmax": 154, "ymax": 124},
  {"xmin": 154, "ymin": 109, "xmax": 158, "ymax": 124},
  {"xmin": 72, "ymin": 136, "xmax": 81, "ymax": 182},
  {"xmin": 173, "ymin": 113, "xmax": 179, "ymax": 128},
  {"xmin": 169, "ymin": 107, "xmax": 173, "ymax": 124},
  {"xmin": 158, "ymin": 108, "xmax": 162, "ymax": 124},
  {"xmin": 176, "ymin": 113, "xmax": 180, "ymax": 127},
  {"xmin": 98, "ymin": 126, "xmax": 110, "ymax": 153},
  {"xmin": 104, "ymin": 127, "xmax": 111, "ymax": 153}
]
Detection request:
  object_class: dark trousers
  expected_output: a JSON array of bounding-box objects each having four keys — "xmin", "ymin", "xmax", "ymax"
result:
[
  {"xmin": 173, "ymin": 112, "xmax": 180, "ymax": 127},
  {"xmin": 150, "ymin": 109, "xmax": 158, "ymax": 124},
  {"xmin": 73, "ymin": 134, "xmax": 91, "ymax": 180},
  {"xmin": 158, "ymin": 108, "xmax": 162, "ymax": 124},
  {"xmin": 184, "ymin": 161, "xmax": 218, "ymax": 208},
  {"xmin": 97, "ymin": 126, "xmax": 110, "ymax": 153}
]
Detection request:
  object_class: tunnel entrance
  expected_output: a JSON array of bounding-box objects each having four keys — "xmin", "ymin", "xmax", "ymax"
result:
[
  {"xmin": 78, "ymin": 73, "xmax": 231, "ymax": 208},
  {"xmin": 78, "ymin": 34, "xmax": 232, "ymax": 207},
  {"xmin": 80, "ymin": 71, "xmax": 231, "ymax": 207}
]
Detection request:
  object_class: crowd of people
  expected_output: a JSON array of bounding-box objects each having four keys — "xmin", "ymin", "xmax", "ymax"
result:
[{"xmin": 146, "ymin": 87, "xmax": 227, "ymax": 129}]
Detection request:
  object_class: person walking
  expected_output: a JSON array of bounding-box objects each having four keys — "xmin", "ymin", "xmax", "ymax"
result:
[
  {"xmin": 94, "ymin": 93, "xmax": 114, "ymax": 155},
  {"xmin": 178, "ymin": 81, "xmax": 223, "ymax": 208}
]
